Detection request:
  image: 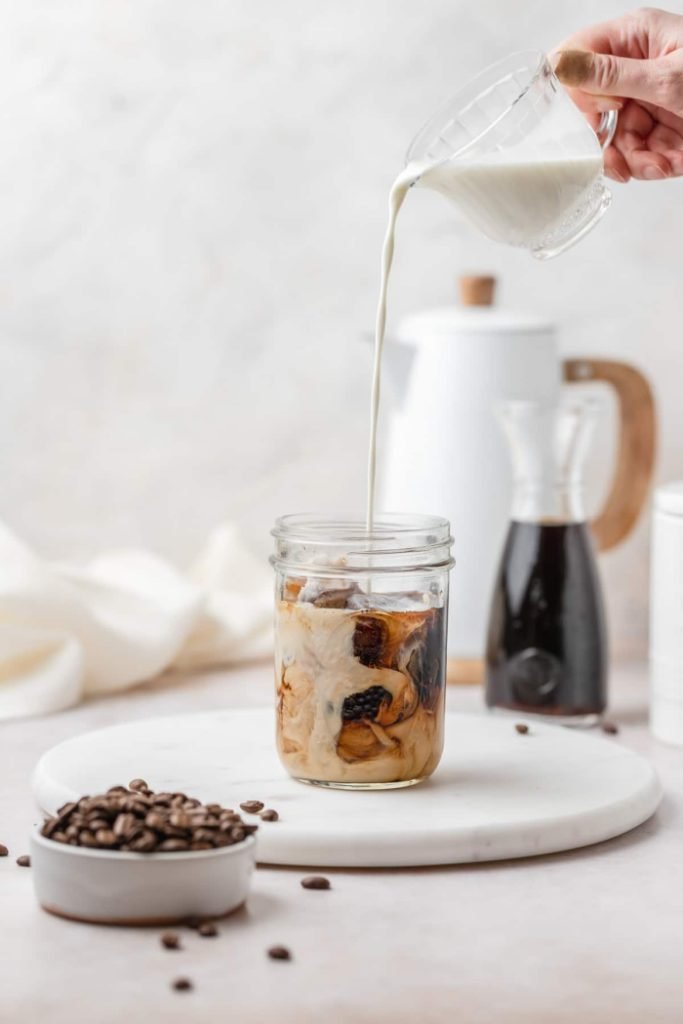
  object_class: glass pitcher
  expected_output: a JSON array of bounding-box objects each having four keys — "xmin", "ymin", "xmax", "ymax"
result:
[
  {"xmin": 405, "ymin": 51, "xmax": 617, "ymax": 259},
  {"xmin": 485, "ymin": 395, "xmax": 608, "ymax": 725}
]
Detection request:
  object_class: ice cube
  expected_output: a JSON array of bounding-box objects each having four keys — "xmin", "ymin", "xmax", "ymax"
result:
[
  {"xmin": 346, "ymin": 591, "xmax": 431, "ymax": 613},
  {"xmin": 309, "ymin": 583, "xmax": 361, "ymax": 608}
]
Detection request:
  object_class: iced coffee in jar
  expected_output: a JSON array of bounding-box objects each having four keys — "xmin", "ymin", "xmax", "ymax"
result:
[{"xmin": 270, "ymin": 514, "xmax": 454, "ymax": 789}]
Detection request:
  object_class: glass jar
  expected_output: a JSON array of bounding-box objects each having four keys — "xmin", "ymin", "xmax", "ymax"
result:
[{"xmin": 270, "ymin": 514, "xmax": 454, "ymax": 789}]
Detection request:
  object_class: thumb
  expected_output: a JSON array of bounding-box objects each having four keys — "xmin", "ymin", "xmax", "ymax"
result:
[{"xmin": 554, "ymin": 49, "xmax": 669, "ymax": 104}]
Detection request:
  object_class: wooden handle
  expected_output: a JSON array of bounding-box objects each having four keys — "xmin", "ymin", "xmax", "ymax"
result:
[
  {"xmin": 563, "ymin": 358, "xmax": 656, "ymax": 552},
  {"xmin": 447, "ymin": 657, "xmax": 484, "ymax": 685}
]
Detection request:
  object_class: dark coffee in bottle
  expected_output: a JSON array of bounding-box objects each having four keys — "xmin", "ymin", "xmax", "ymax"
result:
[{"xmin": 485, "ymin": 520, "xmax": 607, "ymax": 721}]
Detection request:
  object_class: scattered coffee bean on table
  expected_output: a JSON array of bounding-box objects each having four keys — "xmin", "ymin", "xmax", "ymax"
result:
[
  {"xmin": 197, "ymin": 921, "xmax": 218, "ymax": 938},
  {"xmin": 39, "ymin": 784, "xmax": 258, "ymax": 854},
  {"xmin": 514, "ymin": 723, "xmax": 529, "ymax": 735},
  {"xmin": 601, "ymin": 721, "xmax": 619, "ymax": 735},
  {"xmin": 161, "ymin": 932, "xmax": 181, "ymax": 950},
  {"xmin": 0, "ymin": 844, "xmax": 8, "ymax": 857},
  {"xmin": 16, "ymin": 855, "xmax": 30, "ymax": 867},
  {"xmin": 268, "ymin": 945, "xmax": 292, "ymax": 961},
  {"xmin": 172, "ymin": 977, "xmax": 193, "ymax": 992},
  {"xmin": 301, "ymin": 875, "xmax": 330, "ymax": 890},
  {"xmin": 240, "ymin": 801, "xmax": 264, "ymax": 814},
  {"xmin": 260, "ymin": 809, "xmax": 279, "ymax": 822}
]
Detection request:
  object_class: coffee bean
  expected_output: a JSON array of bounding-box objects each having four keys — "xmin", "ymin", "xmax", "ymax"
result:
[
  {"xmin": 88, "ymin": 818, "xmax": 110, "ymax": 832},
  {"xmin": 190, "ymin": 828, "xmax": 214, "ymax": 843},
  {"xmin": 157, "ymin": 839, "xmax": 190, "ymax": 852},
  {"xmin": 152, "ymin": 793, "xmax": 173, "ymax": 806},
  {"xmin": 268, "ymin": 945, "xmax": 291, "ymax": 961},
  {"xmin": 601, "ymin": 720, "xmax": 619, "ymax": 735},
  {"xmin": 94, "ymin": 829, "xmax": 117, "ymax": 847},
  {"xmin": 121, "ymin": 798, "xmax": 147, "ymax": 816},
  {"xmin": 113, "ymin": 813, "xmax": 137, "ymax": 838},
  {"xmin": 55, "ymin": 801, "xmax": 77, "ymax": 821},
  {"xmin": 189, "ymin": 841, "xmax": 213, "ymax": 851},
  {"xmin": 84, "ymin": 799, "xmax": 112, "ymax": 815},
  {"xmin": 219, "ymin": 815, "xmax": 241, "ymax": 830},
  {"xmin": 16, "ymin": 855, "xmax": 30, "ymax": 867},
  {"xmin": 197, "ymin": 922, "xmax": 218, "ymax": 938},
  {"xmin": 128, "ymin": 779, "xmax": 149, "ymax": 793},
  {"xmin": 161, "ymin": 932, "xmax": 180, "ymax": 950},
  {"xmin": 52, "ymin": 832, "xmax": 69, "ymax": 844},
  {"xmin": 260, "ymin": 809, "xmax": 279, "ymax": 822},
  {"xmin": 129, "ymin": 829, "xmax": 158, "ymax": 853},
  {"xmin": 107, "ymin": 786, "xmax": 129, "ymax": 796},
  {"xmin": 145, "ymin": 811, "xmax": 167, "ymax": 832},
  {"xmin": 240, "ymin": 801, "xmax": 264, "ymax": 814},
  {"xmin": 231, "ymin": 827, "xmax": 245, "ymax": 842},
  {"xmin": 515, "ymin": 723, "xmax": 529, "ymax": 735},
  {"xmin": 0, "ymin": 844, "xmax": 8, "ymax": 857},
  {"xmin": 79, "ymin": 831, "xmax": 99, "ymax": 848},
  {"xmin": 171, "ymin": 977, "xmax": 193, "ymax": 992},
  {"xmin": 301, "ymin": 875, "xmax": 330, "ymax": 890},
  {"xmin": 169, "ymin": 811, "xmax": 192, "ymax": 830},
  {"xmin": 206, "ymin": 804, "xmax": 222, "ymax": 815}
]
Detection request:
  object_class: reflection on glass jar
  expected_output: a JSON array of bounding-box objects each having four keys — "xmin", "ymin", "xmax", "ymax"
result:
[{"xmin": 271, "ymin": 515, "xmax": 454, "ymax": 789}]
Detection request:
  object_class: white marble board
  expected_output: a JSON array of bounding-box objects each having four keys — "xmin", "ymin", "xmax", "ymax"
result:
[{"xmin": 32, "ymin": 709, "xmax": 662, "ymax": 868}]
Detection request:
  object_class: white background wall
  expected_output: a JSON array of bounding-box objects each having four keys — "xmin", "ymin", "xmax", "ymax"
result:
[{"xmin": 1, "ymin": 0, "xmax": 682, "ymax": 657}]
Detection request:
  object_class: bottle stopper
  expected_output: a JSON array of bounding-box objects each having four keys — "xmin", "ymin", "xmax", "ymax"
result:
[{"xmin": 458, "ymin": 275, "xmax": 496, "ymax": 307}]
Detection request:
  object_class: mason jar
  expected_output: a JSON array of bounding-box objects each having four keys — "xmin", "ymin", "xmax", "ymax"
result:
[{"xmin": 270, "ymin": 514, "xmax": 454, "ymax": 789}]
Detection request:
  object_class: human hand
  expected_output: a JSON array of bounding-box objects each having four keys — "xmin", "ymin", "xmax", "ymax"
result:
[{"xmin": 553, "ymin": 7, "xmax": 683, "ymax": 181}]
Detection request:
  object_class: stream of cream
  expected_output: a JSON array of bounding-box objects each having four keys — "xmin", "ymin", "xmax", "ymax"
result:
[{"xmin": 365, "ymin": 163, "xmax": 423, "ymax": 531}]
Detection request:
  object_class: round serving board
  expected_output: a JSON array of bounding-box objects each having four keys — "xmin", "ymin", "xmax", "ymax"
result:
[{"xmin": 32, "ymin": 709, "xmax": 661, "ymax": 868}]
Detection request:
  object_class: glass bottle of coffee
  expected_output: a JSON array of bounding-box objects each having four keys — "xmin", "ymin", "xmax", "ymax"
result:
[{"xmin": 485, "ymin": 395, "xmax": 607, "ymax": 725}]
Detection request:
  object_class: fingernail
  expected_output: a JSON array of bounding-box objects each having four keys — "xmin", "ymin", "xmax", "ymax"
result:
[
  {"xmin": 596, "ymin": 98, "xmax": 623, "ymax": 112},
  {"xmin": 553, "ymin": 49, "xmax": 593, "ymax": 87},
  {"xmin": 643, "ymin": 165, "xmax": 666, "ymax": 180}
]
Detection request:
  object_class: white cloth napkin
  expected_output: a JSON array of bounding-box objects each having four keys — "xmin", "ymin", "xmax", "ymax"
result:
[{"xmin": 0, "ymin": 521, "xmax": 272, "ymax": 720}]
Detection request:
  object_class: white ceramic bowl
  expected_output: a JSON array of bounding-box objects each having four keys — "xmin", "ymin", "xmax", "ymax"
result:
[{"xmin": 30, "ymin": 829, "xmax": 257, "ymax": 925}]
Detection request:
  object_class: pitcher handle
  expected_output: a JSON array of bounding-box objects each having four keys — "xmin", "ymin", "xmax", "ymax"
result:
[
  {"xmin": 563, "ymin": 358, "xmax": 656, "ymax": 552},
  {"xmin": 596, "ymin": 109, "xmax": 618, "ymax": 152}
]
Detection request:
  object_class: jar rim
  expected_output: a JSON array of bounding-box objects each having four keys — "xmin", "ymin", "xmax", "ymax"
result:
[
  {"xmin": 271, "ymin": 513, "xmax": 454, "ymax": 574},
  {"xmin": 272, "ymin": 512, "xmax": 451, "ymax": 544}
]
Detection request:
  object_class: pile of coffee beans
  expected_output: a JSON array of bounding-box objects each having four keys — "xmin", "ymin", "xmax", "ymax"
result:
[{"xmin": 40, "ymin": 780, "xmax": 258, "ymax": 853}]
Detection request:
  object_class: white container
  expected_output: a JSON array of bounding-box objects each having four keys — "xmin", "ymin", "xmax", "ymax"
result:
[
  {"xmin": 379, "ymin": 276, "xmax": 656, "ymax": 679},
  {"xmin": 380, "ymin": 290, "xmax": 560, "ymax": 667},
  {"xmin": 650, "ymin": 482, "xmax": 683, "ymax": 745},
  {"xmin": 30, "ymin": 829, "xmax": 256, "ymax": 925}
]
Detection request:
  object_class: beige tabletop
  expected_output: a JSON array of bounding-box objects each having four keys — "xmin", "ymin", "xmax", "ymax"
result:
[{"xmin": 2, "ymin": 661, "xmax": 682, "ymax": 1024}]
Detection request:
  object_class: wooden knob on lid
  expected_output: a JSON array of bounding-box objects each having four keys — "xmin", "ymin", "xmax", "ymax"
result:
[{"xmin": 458, "ymin": 275, "xmax": 496, "ymax": 307}]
